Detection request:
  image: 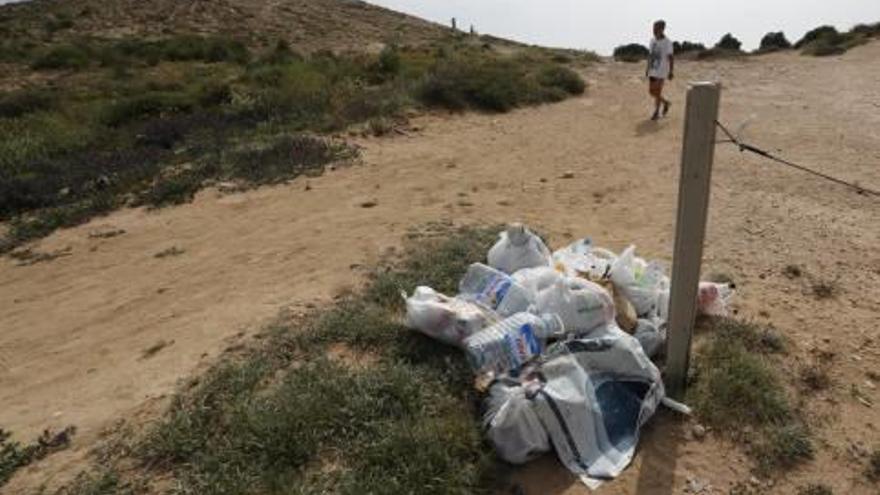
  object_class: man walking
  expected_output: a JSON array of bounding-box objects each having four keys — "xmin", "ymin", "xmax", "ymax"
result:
[{"xmin": 646, "ymin": 20, "xmax": 674, "ymax": 120}]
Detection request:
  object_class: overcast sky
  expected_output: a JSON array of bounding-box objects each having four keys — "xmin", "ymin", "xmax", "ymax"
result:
[{"xmin": 369, "ymin": 0, "xmax": 880, "ymax": 54}]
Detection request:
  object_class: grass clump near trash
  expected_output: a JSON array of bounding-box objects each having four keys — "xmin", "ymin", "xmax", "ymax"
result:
[
  {"xmin": 0, "ymin": 36, "xmax": 587, "ymax": 254},
  {"xmin": 688, "ymin": 318, "xmax": 814, "ymax": 475},
  {"xmin": 58, "ymin": 224, "xmax": 500, "ymax": 494},
  {"xmin": 1, "ymin": 427, "xmax": 76, "ymax": 488}
]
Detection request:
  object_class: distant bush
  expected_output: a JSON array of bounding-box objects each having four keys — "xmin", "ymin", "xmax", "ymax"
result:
[
  {"xmin": 795, "ymin": 26, "xmax": 839, "ymax": 49},
  {"xmin": 0, "ymin": 88, "xmax": 56, "ymax": 118},
  {"xmin": 759, "ymin": 32, "xmax": 792, "ymax": 52},
  {"xmin": 44, "ymin": 13, "xmax": 74, "ymax": 33},
  {"xmin": 31, "ymin": 44, "xmax": 91, "ymax": 70},
  {"xmin": 796, "ymin": 26, "xmax": 868, "ymax": 57},
  {"xmin": 851, "ymin": 22, "xmax": 880, "ymax": 37},
  {"xmin": 715, "ymin": 33, "xmax": 743, "ymax": 51},
  {"xmin": 801, "ymin": 37, "xmax": 848, "ymax": 57},
  {"xmin": 377, "ymin": 45, "xmax": 401, "ymax": 75},
  {"xmin": 612, "ymin": 43, "xmax": 649, "ymax": 62},
  {"xmin": 673, "ymin": 41, "xmax": 707, "ymax": 55}
]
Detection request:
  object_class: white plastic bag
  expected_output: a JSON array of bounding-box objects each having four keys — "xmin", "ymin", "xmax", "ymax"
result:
[
  {"xmin": 697, "ymin": 282, "xmax": 735, "ymax": 316},
  {"xmin": 404, "ymin": 287, "xmax": 498, "ymax": 347},
  {"xmin": 485, "ymin": 378, "xmax": 551, "ymax": 464},
  {"xmin": 488, "ymin": 223, "xmax": 552, "ymax": 274},
  {"xmin": 609, "ymin": 246, "xmax": 669, "ymax": 318},
  {"xmin": 511, "ymin": 266, "xmax": 563, "ymax": 295},
  {"xmin": 535, "ymin": 277, "xmax": 615, "ymax": 334},
  {"xmin": 633, "ymin": 318, "xmax": 667, "ymax": 358}
]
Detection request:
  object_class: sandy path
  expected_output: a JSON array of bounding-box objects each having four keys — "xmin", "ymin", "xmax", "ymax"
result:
[{"xmin": 3, "ymin": 43, "xmax": 880, "ymax": 493}]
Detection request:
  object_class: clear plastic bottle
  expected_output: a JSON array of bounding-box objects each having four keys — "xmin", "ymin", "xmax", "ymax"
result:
[
  {"xmin": 464, "ymin": 313, "xmax": 564, "ymax": 376},
  {"xmin": 458, "ymin": 263, "xmax": 536, "ymax": 316}
]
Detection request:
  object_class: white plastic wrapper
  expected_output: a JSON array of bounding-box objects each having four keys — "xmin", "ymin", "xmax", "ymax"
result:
[
  {"xmin": 552, "ymin": 238, "xmax": 617, "ymax": 281},
  {"xmin": 404, "ymin": 287, "xmax": 498, "ymax": 347},
  {"xmin": 488, "ymin": 223, "xmax": 552, "ymax": 275},
  {"xmin": 535, "ymin": 277, "xmax": 615, "ymax": 335}
]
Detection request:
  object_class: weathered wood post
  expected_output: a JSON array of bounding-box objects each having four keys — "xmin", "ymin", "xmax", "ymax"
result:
[{"xmin": 665, "ymin": 82, "xmax": 721, "ymax": 399}]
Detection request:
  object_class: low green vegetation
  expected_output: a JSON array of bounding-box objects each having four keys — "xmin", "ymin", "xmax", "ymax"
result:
[
  {"xmin": 62, "ymin": 224, "xmax": 500, "ymax": 494},
  {"xmin": 758, "ymin": 32, "xmax": 792, "ymax": 52},
  {"xmin": 868, "ymin": 447, "xmax": 880, "ymax": 482},
  {"xmin": 688, "ymin": 318, "xmax": 814, "ymax": 475},
  {"xmin": 612, "ymin": 43, "xmax": 649, "ymax": 62},
  {"xmin": 1, "ymin": 427, "xmax": 76, "ymax": 488},
  {"xmin": 798, "ymin": 484, "xmax": 833, "ymax": 495},
  {"xmin": 796, "ymin": 23, "xmax": 880, "ymax": 56},
  {"xmin": 0, "ymin": 35, "xmax": 587, "ymax": 253}
]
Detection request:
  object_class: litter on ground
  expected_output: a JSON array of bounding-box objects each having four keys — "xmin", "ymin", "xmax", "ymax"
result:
[{"xmin": 403, "ymin": 223, "xmax": 735, "ymax": 488}]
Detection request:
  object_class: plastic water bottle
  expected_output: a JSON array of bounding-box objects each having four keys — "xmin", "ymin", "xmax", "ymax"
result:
[
  {"xmin": 459, "ymin": 263, "xmax": 536, "ymax": 316},
  {"xmin": 464, "ymin": 313, "xmax": 564, "ymax": 375}
]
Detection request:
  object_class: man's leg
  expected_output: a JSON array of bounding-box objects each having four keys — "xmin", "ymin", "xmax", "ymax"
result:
[
  {"xmin": 649, "ymin": 79, "xmax": 662, "ymax": 120},
  {"xmin": 660, "ymin": 87, "xmax": 670, "ymax": 117}
]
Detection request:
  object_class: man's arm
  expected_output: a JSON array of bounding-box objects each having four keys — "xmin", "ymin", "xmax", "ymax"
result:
[{"xmin": 668, "ymin": 54, "xmax": 675, "ymax": 80}]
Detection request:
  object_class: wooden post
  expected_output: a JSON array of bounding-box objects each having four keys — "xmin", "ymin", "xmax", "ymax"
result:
[{"xmin": 665, "ymin": 82, "xmax": 721, "ymax": 399}]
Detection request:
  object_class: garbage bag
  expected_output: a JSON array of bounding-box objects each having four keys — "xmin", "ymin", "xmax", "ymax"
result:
[
  {"xmin": 511, "ymin": 266, "xmax": 563, "ymax": 295},
  {"xmin": 533, "ymin": 328, "xmax": 665, "ymax": 485},
  {"xmin": 698, "ymin": 282, "xmax": 735, "ymax": 316},
  {"xmin": 404, "ymin": 287, "xmax": 498, "ymax": 347},
  {"xmin": 488, "ymin": 224, "xmax": 552, "ymax": 274},
  {"xmin": 535, "ymin": 277, "xmax": 615, "ymax": 335},
  {"xmin": 608, "ymin": 246, "xmax": 668, "ymax": 318},
  {"xmin": 552, "ymin": 238, "xmax": 617, "ymax": 281},
  {"xmin": 633, "ymin": 318, "xmax": 667, "ymax": 358},
  {"xmin": 459, "ymin": 263, "xmax": 536, "ymax": 317},
  {"xmin": 484, "ymin": 377, "xmax": 551, "ymax": 464}
]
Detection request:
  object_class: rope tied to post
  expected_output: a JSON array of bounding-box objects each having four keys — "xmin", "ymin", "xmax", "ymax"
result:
[{"xmin": 714, "ymin": 120, "xmax": 880, "ymax": 198}]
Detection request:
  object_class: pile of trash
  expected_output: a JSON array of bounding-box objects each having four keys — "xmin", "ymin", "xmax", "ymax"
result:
[{"xmin": 403, "ymin": 224, "xmax": 734, "ymax": 487}]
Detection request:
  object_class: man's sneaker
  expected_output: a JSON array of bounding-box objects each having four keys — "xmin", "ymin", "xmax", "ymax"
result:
[
  {"xmin": 662, "ymin": 101, "xmax": 671, "ymax": 117},
  {"xmin": 651, "ymin": 111, "xmax": 660, "ymax": 121}
]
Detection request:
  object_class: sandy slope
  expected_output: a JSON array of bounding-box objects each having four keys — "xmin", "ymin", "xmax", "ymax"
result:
[{"xmin": 3, "ymin": 43, "xmax": 880, "ymax": 493}]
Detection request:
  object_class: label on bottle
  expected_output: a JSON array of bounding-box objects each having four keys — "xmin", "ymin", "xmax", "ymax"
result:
[{"xmin": 502, "ymin": 323, "xmax": 542, "ymax": 370}]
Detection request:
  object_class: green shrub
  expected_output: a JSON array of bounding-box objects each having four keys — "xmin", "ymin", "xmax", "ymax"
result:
[
  {"xmin": 228, "ymin": 135, "xmax": 353, "ymax": 184},
  {"xmin": 673, "ymin": 41, "xmax": 707, "ymax": 55},
  {"xmin": 0, "ymin": 112, "xmax": 95, "ymax": 173},
  {"xmin": 754, "ymin": 423, "xmax": 814, "ymax": 473},
  {"xmin": 420, "ymin": 57, "xmax": 526, "ymax": 112},
  {"xmin": 759, "ymin": 31, "xmax": 792, "ymax": 52},
  {"xmin": 0, "ymin": 88, "xmax": 56, "ymax": 118},
  {"xmin": 613, "ymin": 43, "xmax": 649, "ymax": 62},
  {"xmin": 798, "ymin": 484, "xmax": 833, "ymax": 495},
  {"xmin": 31, "ymin": 44, "xmax": 91, "ymax": 70},
  {"xmin": 377, "ymin": 45, "xmax": 402, "ymax": 75},
  {"xmin": 44, "ymin": 13, "xmax": 74, "ymax": 33},
  {"xmin": 102, "ymin": 92, "xmax": 198, "ymax": 127},
  {"xmin": 802, "ymin": 37, "xmax": 848, "ymax": 57},
  {"xmin": 160, "ymin": 35, "xmax": 250, "ymax": 64},
  {"xmin": 538, "ymin": 65, "xmax": 586, "ymax": 95},
  {"xmin": 715, "ymin": 33, "xmax": 743, "ymax": 51},
  {"xmin": 851, "ymin": 22, "xmax": 880, "ymax": 37},
  {"xmin": 795, "ymin": 26, "xmax": 839, "ymax": 49}
]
